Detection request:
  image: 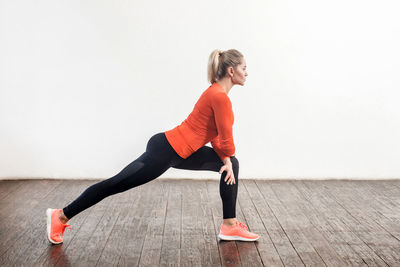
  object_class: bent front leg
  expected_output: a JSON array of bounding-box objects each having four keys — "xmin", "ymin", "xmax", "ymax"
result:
[{"xmin": 172, "ymin": 146, "xmax": 239, "ymax": 219}]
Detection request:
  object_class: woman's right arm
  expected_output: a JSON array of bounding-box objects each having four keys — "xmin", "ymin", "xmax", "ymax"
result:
[
  {"xmin": 210, "ymin": 92, "xmax": 236, "ymax": 161},
  {"xmin": 211, "ymin": 92, "xmax": 236, "ymax": 185}
]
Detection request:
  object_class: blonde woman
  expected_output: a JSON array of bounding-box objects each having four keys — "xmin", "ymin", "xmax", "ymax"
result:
[{"xmin": 47, "ymin": 49, "xmax": 260, "ymax": 244}]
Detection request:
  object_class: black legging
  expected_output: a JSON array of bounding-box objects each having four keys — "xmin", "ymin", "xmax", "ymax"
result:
[{"xmin": 63, "ymin": 132, "xmax": 239, "ymax": 219}]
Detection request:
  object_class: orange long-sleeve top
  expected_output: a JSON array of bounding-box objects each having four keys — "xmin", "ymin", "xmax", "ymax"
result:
[{"xmin": 164, "ymin": 82, "xmax": 235, "ymax": 162}]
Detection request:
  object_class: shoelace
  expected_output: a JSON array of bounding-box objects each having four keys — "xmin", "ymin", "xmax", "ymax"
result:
[
  {"xmin": 238, "ymin": 222, "xmax": 248, "ymax": 230},
  {"xmin": 58, "ymin": 224, "xmax": 72, "ymax": 238}
]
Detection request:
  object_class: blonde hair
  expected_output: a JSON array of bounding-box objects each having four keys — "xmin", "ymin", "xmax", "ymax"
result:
[{"xmin": 207, "ymin": 49, "xmax": 244, "ymax": 84}]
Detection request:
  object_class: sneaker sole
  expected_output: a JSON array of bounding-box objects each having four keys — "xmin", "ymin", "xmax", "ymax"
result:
[
  {"xmin": 218, "ymin": 233, "xmax": 259, "ymax": 241},
  {"xmin": 46, "ymin": 208, "xmax": 62, "ymax": 245}
]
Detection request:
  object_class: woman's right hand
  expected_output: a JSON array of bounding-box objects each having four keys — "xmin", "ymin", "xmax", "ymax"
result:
[{"xmin": 219, "ymin": 158, "xmax": 235, "ymax": 185}]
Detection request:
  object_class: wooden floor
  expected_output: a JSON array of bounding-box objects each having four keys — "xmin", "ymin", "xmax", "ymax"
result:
[{"xmin": 0, "ymin": 179, "xmax": 399, "ymax": 266}]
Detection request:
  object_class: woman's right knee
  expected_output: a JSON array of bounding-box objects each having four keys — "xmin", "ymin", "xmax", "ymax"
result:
[{"xmin": 230, "ymin": 156, "xmax": 239, "ymax": 171}]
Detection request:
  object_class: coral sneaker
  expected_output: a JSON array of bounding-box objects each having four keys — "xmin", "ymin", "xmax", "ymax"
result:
[
  {"xmin": 218, "ymin": 221, "xmax": 260, "ymax": 241},
  {"xmin": 46, "ymin": 208, "xmax": 71, "ymax": 244}
]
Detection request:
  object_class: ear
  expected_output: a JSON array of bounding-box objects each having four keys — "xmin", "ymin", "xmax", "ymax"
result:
[{"xmin": 227, "ymin": 66, "xmax": 234, "ymax": 77}]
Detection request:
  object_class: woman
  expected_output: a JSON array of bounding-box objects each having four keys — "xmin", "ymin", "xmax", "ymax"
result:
[{"xmin": 47, "ymin": 49, "xmax": 260, "ymax": 244}]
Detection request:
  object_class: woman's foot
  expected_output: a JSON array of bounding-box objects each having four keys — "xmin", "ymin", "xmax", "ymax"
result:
[
  {"xmin": 223, "ymin": 218, "xmax": 239, "ymax": 226},
  {"xmin": 46, "ymin": 209, "xmax": 71, "ymax": 244},
  {"xmin": 58, "ymin": 210, "xmax": 69, "ymax": 224},
  {"xmin": 218, "ymin": 221, "xmax": 260, "ymax": 241}
]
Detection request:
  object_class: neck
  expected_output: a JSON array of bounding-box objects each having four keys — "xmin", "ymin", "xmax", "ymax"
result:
[{"xmin": 216, "ymin": 77, "xmax": 234, "ymax": 95}]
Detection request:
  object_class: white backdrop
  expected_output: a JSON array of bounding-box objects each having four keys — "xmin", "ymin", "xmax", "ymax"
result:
[{"xmin": 1, "ymin": 0, "xmax": 399, "ymax": 179}]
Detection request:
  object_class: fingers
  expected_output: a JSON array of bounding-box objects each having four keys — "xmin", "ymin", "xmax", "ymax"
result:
[
  {"xmin": 220, "ymin": 166, "xmax": 236, "ymax": 185},
  {"xmin": 223, "ymin": 169, "xmax": 230, "ymax": 182},
  {"xmin": 229, "ymin": 174, "xmax": 236, "ymax": 185},
  {"xmin": 224, "ymin": 171, "xmax": 236, "ymax": 185}
]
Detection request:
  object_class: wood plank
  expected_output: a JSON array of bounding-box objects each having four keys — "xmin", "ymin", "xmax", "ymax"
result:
[
  {"xmin": 198, "ymin": 179, "xmax": 222, "ymax": 267},
  {"xmin": 0, "ymin": 180, "xmax": 23, "ymax": 201},
  {"xmin": 192, "ymin": 179, "xmax": 220, "ymax": 267},
  {"xmin": 138, "ymin": 180, "xmax": 169, "ymax": 266},
  {"xmin": 117, "ymin": 179, "xmax": 164, "ymax": 266},
  {"xmin": 0, "ymin": 180, "xmax": 60, "ymax": 224},
  {"xmin": 82, "ymin": 196, "xmax": 124, "ymax": 265},
  {"xmin": 301, "ymin": 180, "xmax": 399, "ymax": 266},
  {"xmin": 347, "ymin": 180, "xmax": 400, "ymax": 219},
  {"xmin": 235, "ymin": 180, "xmax": 265, "ymax": 267},
  {"xmin": 281, "ymin": 180, "xmax": 370, "ymax": 266},
  {"xmin": 180, "ymin": 179, "xmax": 206, "ymax": 267},
  {"xmin": 256, "ymin": 180, "xmax": 326, "ymax": 266},
  {"xmin": 0, "ymin": 180, "xmax": 62, "ymax": 257},
  {"xmin": 381, "ymin": 180, "xmax": 400, "ymax": 216},
  {"xmin": 160, "ymin": 179, "xmax": 182, "ymax": 267},
  {"xmin": 34, "ymin": 180, "xmax": 96, "ymax": 266},
  {"xmin": 55, "ymin": 180, "xmax": 123, "ymax": 265},
  {"xmin": 364, "ymin": 180, "xmax": 400, "ymax": 214},
  {"xmin": 241, "ymin": 180, "xmax": 284, "ymax": 267},
  {"xmin": 288, "ymin": 180, "xmax": 387, "ymax": 267},
  {"xmin": 324, "ymin": 180, "xmax": 400, "ymax": 259},
  {"xmin": 254, "ymin": 180, "xmax": 310, "ymax": 266},
  {"xmin": 76, "ymin": 188, "xmax": 128, "ymax": 265},
  {"xmin": 206, "ymin": 180, "xmax": 241, "ymax": 267},
  {"xmin": 270, "ymin": 180, "xmax": 355, "ymax": 266},
  {"xmin": 1, "ymin": 179, "xmax": 400, "ymax": 266},
  {"xmin": 0, "ymin": 180, "xmax": 84, "ymax": 265},
  {"xmin": 354, "ymin": 180, "xmax": 400, "ymax": 228},
  {"xmin": 326, "ymin": 180, "xmax": 400, "ymax": 263},
  {"xmin": 199, "ymin": 179, "xmax": 224, "ymax": 267},
  {"xmin": 96, "ymin": 182, "xmax": 143, "ymax": 266}
]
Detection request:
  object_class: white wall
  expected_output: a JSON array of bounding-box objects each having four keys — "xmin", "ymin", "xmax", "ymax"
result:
[{"xmin": 1, "ymin": 0, "xmax": 399, "ymax": 180}]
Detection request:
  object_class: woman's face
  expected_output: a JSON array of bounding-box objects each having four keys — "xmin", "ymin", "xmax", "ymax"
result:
[{"xmin": 232, "ymin": 58, "xmax": 248, "ymax": 86}]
